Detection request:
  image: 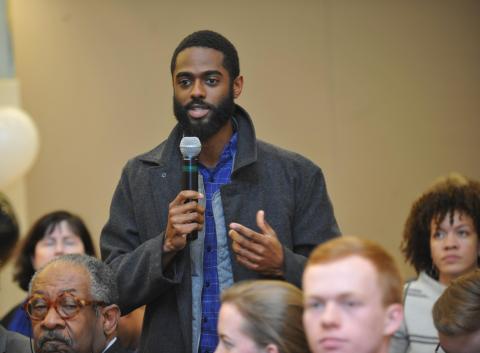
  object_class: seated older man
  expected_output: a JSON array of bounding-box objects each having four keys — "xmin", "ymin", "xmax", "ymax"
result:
[
  {"xmin": 432, "ymin": 269, "xmax": 480, "ymax": 353},
  {"xmin": 26, "ymin": 254, "xmax": 129, "ymax": 353}
]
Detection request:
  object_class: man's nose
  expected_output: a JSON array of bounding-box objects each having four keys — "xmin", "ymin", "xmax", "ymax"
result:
[
  {"xmin": 41, "ymin": 305, "xmax": 65, "ymax": 330},
  {"xmin": 190, "ymin": 79, "xmax": 206, "ymax": 99},
  {"xmin": 320, "ymin": 302, "xmax": 341, "ymax": 328}
]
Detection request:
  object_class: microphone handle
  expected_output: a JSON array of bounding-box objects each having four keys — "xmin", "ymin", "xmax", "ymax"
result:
[{"xmin": 183, "ymin": 157, "xmax": 198, "ymax": 241}]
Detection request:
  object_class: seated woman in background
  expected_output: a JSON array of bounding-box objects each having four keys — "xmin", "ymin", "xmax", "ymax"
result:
[
  {"xmin": 1, "ymin": 210, "xmax": 96, "ymax": 337},
  {"xmin": 215, "ymin": 280, "xmax": 309, "ymax": 353},
  {"xmin": 0, "ymin": 192, "xmax": 19, "ymax": 269},
  {"xmin": 390, "ymin": 173, "xmax": 480, "ymax": 353}
]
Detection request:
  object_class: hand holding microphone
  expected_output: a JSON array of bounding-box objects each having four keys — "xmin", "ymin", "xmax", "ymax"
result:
[
  {"xmin": 180, "ymin": 137, "xmax": 202, "ymax": 241},
  {"xmin": 163, "ymin": 137, "xmax": 204, "ymax": 255}
]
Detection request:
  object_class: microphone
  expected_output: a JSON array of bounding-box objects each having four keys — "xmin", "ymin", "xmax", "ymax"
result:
[{"xmin": 179, "ymin": 136, "xmax": 202, "ymax": 241}]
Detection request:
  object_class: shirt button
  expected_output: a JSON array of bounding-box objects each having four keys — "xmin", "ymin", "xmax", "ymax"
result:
[
  {"xmin": 207, "ymin": 246, "xmax": 212, "ymax": 252},
  {"xmin": 205, "ymin": 281, "xmax": 210, "ymax": 288},
  {"xmin": 203, "ymin": 316, "xmax": 208, "ymax": 323},
  {"xmin": 206, "ymin": 211, "xmax": 213, "ymax": 217}
]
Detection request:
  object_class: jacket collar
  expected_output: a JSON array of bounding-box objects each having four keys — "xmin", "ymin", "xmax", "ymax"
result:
[{"xmin": 138, "ymin": 104, "xmax": 257, "ymax": 173}]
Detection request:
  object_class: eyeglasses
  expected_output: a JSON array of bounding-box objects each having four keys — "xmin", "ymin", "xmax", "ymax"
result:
[{"xmin": 24, "ymin": 292, "xmax": 105, "ymax": 321}]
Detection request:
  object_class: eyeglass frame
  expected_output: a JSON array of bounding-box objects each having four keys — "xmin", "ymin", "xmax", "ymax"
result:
[{"xmin": 23, "ymin": 291, "xmax": 107, "ymax": 321}]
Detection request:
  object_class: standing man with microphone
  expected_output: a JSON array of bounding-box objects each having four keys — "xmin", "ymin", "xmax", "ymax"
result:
[{"xmin": 101, "ymin": 30, "xmax": 340, "ymax": 353}]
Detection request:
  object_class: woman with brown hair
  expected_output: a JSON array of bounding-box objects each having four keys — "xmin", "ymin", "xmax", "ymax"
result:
[
  {"xmin": 1, "ymin": 210, "xmax": 96, "ymax": 337},
  {"xmin": 215, "ymin": 280, "xmax": 309, "ymax": 353}
]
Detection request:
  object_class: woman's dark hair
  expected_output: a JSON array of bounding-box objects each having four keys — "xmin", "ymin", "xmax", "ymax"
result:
[
  {"xmin": 13, "ymin": 210, "xmax": 96, "ymax": 291},
  {"xmin": 401, "ymin": 173, "xmax": 480, "ymax": 277},
  {"xmin": 0, "ymin": 193, "xmax": 19, "ymax": 267}
]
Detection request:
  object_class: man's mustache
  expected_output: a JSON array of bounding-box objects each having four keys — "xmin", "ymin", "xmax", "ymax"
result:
[
  {"xmin": 185, "ymin": 98, "xmax": 215, "ymax": 110},
  {"xmin": 37, "ymin": 330, "xmax": 73, "ymax": 350}
]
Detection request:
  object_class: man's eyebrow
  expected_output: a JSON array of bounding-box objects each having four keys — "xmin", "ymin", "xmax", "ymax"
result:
[
  {"xmin": 175, "ymin": 70, "xmax": 224, "ymax": 79},
  {"xmin": 305, "ymin": 292, "xmax": 358, "ymax": 300},
  {"xmin": 32, "ymin": 288, "xmax": 77, "ymax": 296},
  {"xmin": 202, "ymin": 70, "xmax": 223, "ymax": 77},
  {"xmin": 175, "ymin": 71, "xmax": 193, "ymax": 79},
  {"xmin": 32, "ymin": 290, "xmax": 46, "ymax": 295}
]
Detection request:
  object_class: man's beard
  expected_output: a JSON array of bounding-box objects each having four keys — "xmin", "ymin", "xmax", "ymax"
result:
[
  {"xmin": 36, "ymin": 330, "xmax": 74, "ymax": 353},
  {"xmin": 173, "ymin": 90, "xmax": 234, "ymax": 142}
]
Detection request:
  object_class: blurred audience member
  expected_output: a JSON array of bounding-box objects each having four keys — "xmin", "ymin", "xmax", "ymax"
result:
[
  {"xmin": 303, "ymin": 236, "xmax": 403, "ymax": 353},
  {"xmin": 27, "ymin": 254, "xmax": 128, "ymax": 353},
  {"xmin": 391, "ymin": 174, "xmax": 480, "ymax": 353},
  {"xmin": 215, "ymin": 280, "xmax": 309, "ymax": 353},
  {"xmin": 0, "ymin": 193, "xmax": 19, "ymax": 269},
  {"xmin": 1, "ymin": 210, "xmax": 96, "ymax": 337},
  {"xmin": 0, "ymin": 193, "xmax": 30, "ymax": 352},
  {"xmin": 432, "ymin": 269, "xmax": 480, "ymax": 353}
]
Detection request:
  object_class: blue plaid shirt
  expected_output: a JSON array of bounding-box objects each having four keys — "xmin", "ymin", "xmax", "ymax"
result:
[{"xmin": 198, "ymin": 132, "xmax": 237, "ymax": 353}]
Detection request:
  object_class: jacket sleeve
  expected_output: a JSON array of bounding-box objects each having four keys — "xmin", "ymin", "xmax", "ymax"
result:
[
  {"xmin": 100, "ymin": 161, "xmax": 187, "ymax": 314},
  {"xmin": 282, "ymin": 165, "xmax": 340, "ymax": 287}
]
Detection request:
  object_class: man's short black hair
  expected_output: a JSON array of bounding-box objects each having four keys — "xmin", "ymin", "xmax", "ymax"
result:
[{"xmin": 170, "ymin": 30, "xmax": 240, "ymax": 81}]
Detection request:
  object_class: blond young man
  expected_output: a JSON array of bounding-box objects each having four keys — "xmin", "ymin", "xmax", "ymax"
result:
[{"xmin": 303, "ymin": 236, "xmax": 404, "ymax": 353}]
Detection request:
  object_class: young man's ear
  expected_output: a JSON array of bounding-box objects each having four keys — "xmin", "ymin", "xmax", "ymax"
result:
[
  {"xmin": 101, "ymin": 304, "xmax": 121, "ymax": 337},
  {"xmin": 264, "ymin": 343, "xmax": 279, "ymax": 353},
  {"xmin": 232, "ymin": 75, "xmax": 244, "ymax": 99},
  {"xmin": 383, "ymin": 303, "xmax": 404, "ymax": 335}
]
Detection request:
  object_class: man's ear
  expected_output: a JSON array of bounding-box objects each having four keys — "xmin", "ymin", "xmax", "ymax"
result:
[
  {"xmin": 101, "ymin": 304, "xmax": 121, "ymax": 337},
  {"xmin": 383, "ymin": 303, "xmax": 403, "ymax": 336},
  {"xmin": 232, "ymin": 75, "xmax": 244, "ymax": 99},
  {"xmin": 264, "ymin": 343, "xmax": 279, "ymax": 353}
]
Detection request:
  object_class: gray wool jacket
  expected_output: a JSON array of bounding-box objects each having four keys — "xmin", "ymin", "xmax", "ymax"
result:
[
  {"xmin": 0, "ymin": 325, "xmax": 30, "ymax": 353},
  {"xmin": 101, "ymin": 104, "xmax": 340, "ymax": 353}
]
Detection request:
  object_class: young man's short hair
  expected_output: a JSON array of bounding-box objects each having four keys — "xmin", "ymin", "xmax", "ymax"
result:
[
  {"xmin": 432, "ymin": 269, "xmax": 480, "ymax": 336},
  {"xmin": 306, "ymin": 236, "xmax": 403, "ymax": 306}
]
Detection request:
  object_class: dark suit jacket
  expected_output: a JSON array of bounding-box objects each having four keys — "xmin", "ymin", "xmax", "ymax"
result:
[
  {"xmin": 104, "ymin": 338, "xmax": 131, "ymax": 353},
  {"xmin": 101, "ymin": 105, "xmax": 340, "ymax": 353},
  {"xmin": 0, "ymin": 324, "xmax": 30, "ymax": 353}
]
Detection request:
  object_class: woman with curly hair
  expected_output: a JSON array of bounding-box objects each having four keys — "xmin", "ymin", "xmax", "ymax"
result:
[
  {"xmin": 1, "ymin": 210, "xmax": 96, "ymax": 337},
  {"xmin": 390, "ymin": 173, "xmax": 480, "ymax": 353}
]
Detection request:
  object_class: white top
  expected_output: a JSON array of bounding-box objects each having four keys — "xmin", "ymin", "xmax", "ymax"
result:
[{"xmin": 389, "ymin": 272, "xmax": 446, "ymax": 353}]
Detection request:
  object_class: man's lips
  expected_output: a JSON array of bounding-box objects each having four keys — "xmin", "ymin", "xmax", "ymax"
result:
[
  {"xmin": 188, "ymin": 106, "xmax": 210, "ymax": 119},
  {"xmin": 319, "ymin": 337, "xmax": 348, "ymax": 350}
]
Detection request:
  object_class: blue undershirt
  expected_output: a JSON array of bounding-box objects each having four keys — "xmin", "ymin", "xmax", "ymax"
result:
[{"xmin": 197, "ymin": 132, "xmax": 237, "ymax": 353}]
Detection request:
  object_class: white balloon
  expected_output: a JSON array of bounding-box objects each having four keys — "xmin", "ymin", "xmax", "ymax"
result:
[{"xmin": 0, "ymin": 107, "xmax": 40, "ymax": 189}]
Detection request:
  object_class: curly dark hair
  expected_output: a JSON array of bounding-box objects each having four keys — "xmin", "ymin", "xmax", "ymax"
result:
[
  {"xmin": 170, "ymin": 30, "xmax": 240, "ymax": 81},
  {"xmin": 401, "ymin": 174, "xmax": 480, "ymax": 277},
  {"xmin": 13, "ymin": 210, "xmax": 96, "ymax": 291}
]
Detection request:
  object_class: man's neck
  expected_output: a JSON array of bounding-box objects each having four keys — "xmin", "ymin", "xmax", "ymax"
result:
[
  {"xmin": 198, "ymin": 119, "xmax": 233, "ymax": 168},
  {"xmin": 377, "ymin": 338, "xmax": 391, "ymax": 353}
]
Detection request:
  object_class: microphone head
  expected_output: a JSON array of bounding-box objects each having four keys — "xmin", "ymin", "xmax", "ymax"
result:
[{"xmin": 179, "ymin": 136, "xmax": 202, "ymax": 158}]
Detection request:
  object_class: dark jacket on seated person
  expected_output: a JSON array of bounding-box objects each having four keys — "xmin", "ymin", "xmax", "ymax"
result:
[{"xmin": 0, "ymin": 324, "xmax": 30, "ymax": 353}]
